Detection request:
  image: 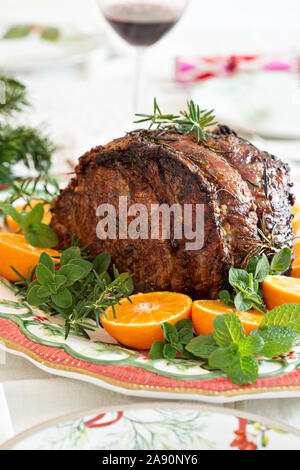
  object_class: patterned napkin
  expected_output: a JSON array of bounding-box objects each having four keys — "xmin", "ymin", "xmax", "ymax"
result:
[
  {"xmin": 175, "ymin": 54, "xmax": 300, "ymax": 84},
  {"xmin": 0, "ymin": 384, "xmax": 14, "ymax": 445}
]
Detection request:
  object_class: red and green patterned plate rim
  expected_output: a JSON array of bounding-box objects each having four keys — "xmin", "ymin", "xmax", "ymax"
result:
[
  {"xmin": 2, "ymin": 402, "xmax": 300, "ymax": 450},
  {"xmin": 0, "ymin": 281, "xmax": 299, "ymax": 403}
]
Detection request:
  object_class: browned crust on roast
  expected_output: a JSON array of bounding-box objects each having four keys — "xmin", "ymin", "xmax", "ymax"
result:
[
  {"xmin": 212, "ymin": 125, "xmax": 295, "ymax": 252},
  {"xmin": 51, "ymin": 130, "xmax": 279, "ymax": 299}
]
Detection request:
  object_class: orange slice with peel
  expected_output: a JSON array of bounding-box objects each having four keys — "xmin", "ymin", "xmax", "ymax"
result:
[
  {"xmin": 262, "ymin": 275, "xmax": 300, "ymax": 310},
  {"xmin": 0, "ymin": 232, "xmax": 60, "ymax": 281},
  {"xmin": 291, "ymin": 238, "xmax": 300, "ymax": 278},
  {"xmin": 192, "ymin": 299, "xmax": 264, "ymax": 336},
  {"xmin": 102, "ymin": 291, "xmax": 192, "ymax": 349},
  {"xmin": 292, "ymin": 204, "xmax": 300, "ymax": 236},
  {"xmin": 6, "ymin": 199, "xmax": 52, "ymax": 232}
]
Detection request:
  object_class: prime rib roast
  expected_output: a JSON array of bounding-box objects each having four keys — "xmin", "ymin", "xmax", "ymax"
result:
[{"xmin": 51, "ymin": 125, "xmax": 295, "ymax": 299}]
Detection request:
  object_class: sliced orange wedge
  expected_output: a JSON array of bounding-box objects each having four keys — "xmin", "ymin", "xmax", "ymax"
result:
[
  {"xmin": 292, "ymin": 204, "xmax": 300, "ymax": 236},
  {"xmin": 102, "ymin": 291, "xmax": 192, "ymax": 349},
  {"xmin": 6, "ymin": 199, "xmax": 52, "ymax": 233},
  {"xmin": 291, "ymin": 239, "xmax": 300, "ymax": 278},
  {"xmin": 262, "ymin": 275, "xmax": 300, "ymax": 310},
  {"xmin": 192, "ymin": 300, "xmax": 264, "ymax": 336},
  {"xmin": 0, "ymin": 232, "xmax": 60, "ymax": 281}
]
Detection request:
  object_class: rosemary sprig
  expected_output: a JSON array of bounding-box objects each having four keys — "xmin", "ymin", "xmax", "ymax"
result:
[
  {"xmin": 1, "ymin": 175, "xmax": 60, "ymax": 207},
  {"xmin": 135, "ymin": 98, "xmax": 218, "ymax": 142}
]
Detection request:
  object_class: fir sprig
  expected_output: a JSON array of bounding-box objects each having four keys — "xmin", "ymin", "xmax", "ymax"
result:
[
  {"xmin": 0, "ymin": 76, "xmax": 28, "ymax": 117},
  {"xmin": 0, "ymin": 125, "xmax": 55, "ymax": 183},
  {"xmin": 0, "ymin": 75, "xmax": 56, "ymax": 183},
  {"xmin": 135, "ymin": 98, "xmax": 218, "ymax": 142}
]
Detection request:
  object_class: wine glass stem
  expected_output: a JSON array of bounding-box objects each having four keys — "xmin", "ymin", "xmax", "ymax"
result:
[{"xmin": 134, "ymin": 47, "xmax": 146, "ymax": 113}]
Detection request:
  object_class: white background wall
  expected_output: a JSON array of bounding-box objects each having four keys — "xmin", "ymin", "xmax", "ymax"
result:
[{"xmin": 1, "ymin": 0, "xmax": 300, "ymax": 55}]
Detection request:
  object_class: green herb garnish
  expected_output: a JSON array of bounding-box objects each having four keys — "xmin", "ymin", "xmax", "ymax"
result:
[
  {"xmin": 16, "ymin": 247, "xmax": 134, "ymax": 339},
  {"xmin": 135, "ymin": 98, "xmax": 217, "ymax": 142},
  {"xmin": 0, "ymin": 201, "xmax": 58, "ymax": 248},
  {"xmin": 149, "ymin": 318, "xmax": 194, "ymax": 360},
  {"xmin": 219, "ymin": 248, "xmax": 292, "ymax": 313},
  {"xmin": 150, "ymin": 304, "xmax": 300, "ymax": 386}
]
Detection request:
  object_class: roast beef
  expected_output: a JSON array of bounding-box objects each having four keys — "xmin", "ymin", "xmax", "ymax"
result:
[{"xmin": 51, "ymin": 126, "xmax": 295, "ymax": 299}]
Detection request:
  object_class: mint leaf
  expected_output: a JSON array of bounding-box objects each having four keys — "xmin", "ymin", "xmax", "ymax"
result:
[
  {"xmin": 260, "ymin": 304, "xmax": 300, "ymax": 334},
  {"xmin": 234, "ymin": 292, "xmax": 253, "ymax": 311},
  {"xmin": 186, "ymin": 333, "xmax": 218, "ymax": 358},
  {"xmin": 270, "ymin": 247, "xmax": 292, "ymax": 274},
  {"xmin": 253, "ymin": 326, "xmax": 299, "ymax": 358},
  {"xmin": 247, "ymin": 256, "xmax": 261, "ymax": 275},
  {"xmin": 229, "ymin": 268, "xmax": 250, "ymax": 289},
  {"xmin": 0, "ymin": 202, "xmax": 24, "ymax": 228},
  {"xmin": 24, "ymin": 202, "xmax": 44, "ymax": 227},
  {"xmin": 219, "ymin": 290, "xmax": 234, "ymax": 307},
  {"xmin": 0, "ymin": 202, "xmax": 58, "ymax": 249},
  {"xmin": 253, "ymin": 254, "xmax": 269, "ymax": 282},
  {"xmin": 178, "ymin": 327, "xmax": 193, "ymax": 345},
  {"xmin": 239, "ymin": 333, "xmax": 264, "ymax": 355},
  {"xmin": 24, "ymin": 223, "xmax": 58, "ymax": 248},
  {"xmin": 213, "ymin": 313, "xmax": 245, "ymax": 347},
  {"xmin": 226, "ymin": 354, "xmax": 259, "ymax": 386},
  {"xmin": 162, "ymin": 322, "xmax": 178, "ymax": 343},
  {"xmin": 208, "ymin": 346, "xmax": 236, "ymax": 369},
  {"xmin": 149, "ymin": 341, "xmax": 164, "ymax": 359},
  {"xmin": 163, "ymin": 343, "xmax": 177, "ymax": 359},
  {"xmin": 175, "ymin": 318, "xmax": 193, "ymax": 331}
]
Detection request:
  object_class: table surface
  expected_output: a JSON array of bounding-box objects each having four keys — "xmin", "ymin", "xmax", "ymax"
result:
[{"xmin": 0, "ymin": 0, "xmax": 300, "ymax": 444}]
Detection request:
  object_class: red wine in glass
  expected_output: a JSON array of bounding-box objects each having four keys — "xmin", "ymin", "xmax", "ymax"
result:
[
  {"xmin": 103, "ymin": 3, "xmax": 182, "ymax": 47},
  {"xmin": 98, "ymin": 0, "xmax": 189, "ymax": 111}
]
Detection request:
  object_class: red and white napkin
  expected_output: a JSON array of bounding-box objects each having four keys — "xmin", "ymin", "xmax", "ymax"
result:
[{"xmin": 176, "ymin": 54, "xmax": 300, "ymax": 84}]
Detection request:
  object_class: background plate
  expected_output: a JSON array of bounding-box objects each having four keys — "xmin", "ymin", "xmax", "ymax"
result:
[
  {"xmin": 192, "ymin": 72, "xmax": 300, "ymax": 140},
  {"xmin": 0, "ymin": 24, "xmax": 105, "ymax": 72},
  {"xmin": 1, "ymin": 402, "xmax": 300, "ymax": 450}
]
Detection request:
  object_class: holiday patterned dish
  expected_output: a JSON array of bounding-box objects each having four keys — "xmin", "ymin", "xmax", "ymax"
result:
[
  {"xmin": 0, "ymin": 282, "xmax": 299, "ymax": 403},
  {"xmin": 1, "ymin": 403, "xmax": 300, "ymax": 450}
]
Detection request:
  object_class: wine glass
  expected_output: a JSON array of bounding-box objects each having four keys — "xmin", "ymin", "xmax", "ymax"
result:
[{"xmin": 96, "ymin": 0, "xmax": 189, "ymax": 111}]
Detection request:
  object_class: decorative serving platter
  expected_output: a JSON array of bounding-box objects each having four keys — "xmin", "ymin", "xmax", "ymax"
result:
[
  {"xmin": 0, "ymin": 282, "xmax": 299, "ymax": 404},
  {"xmin": 2, "ymin": 402, "xmax": 300, "ymax": 450}
]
